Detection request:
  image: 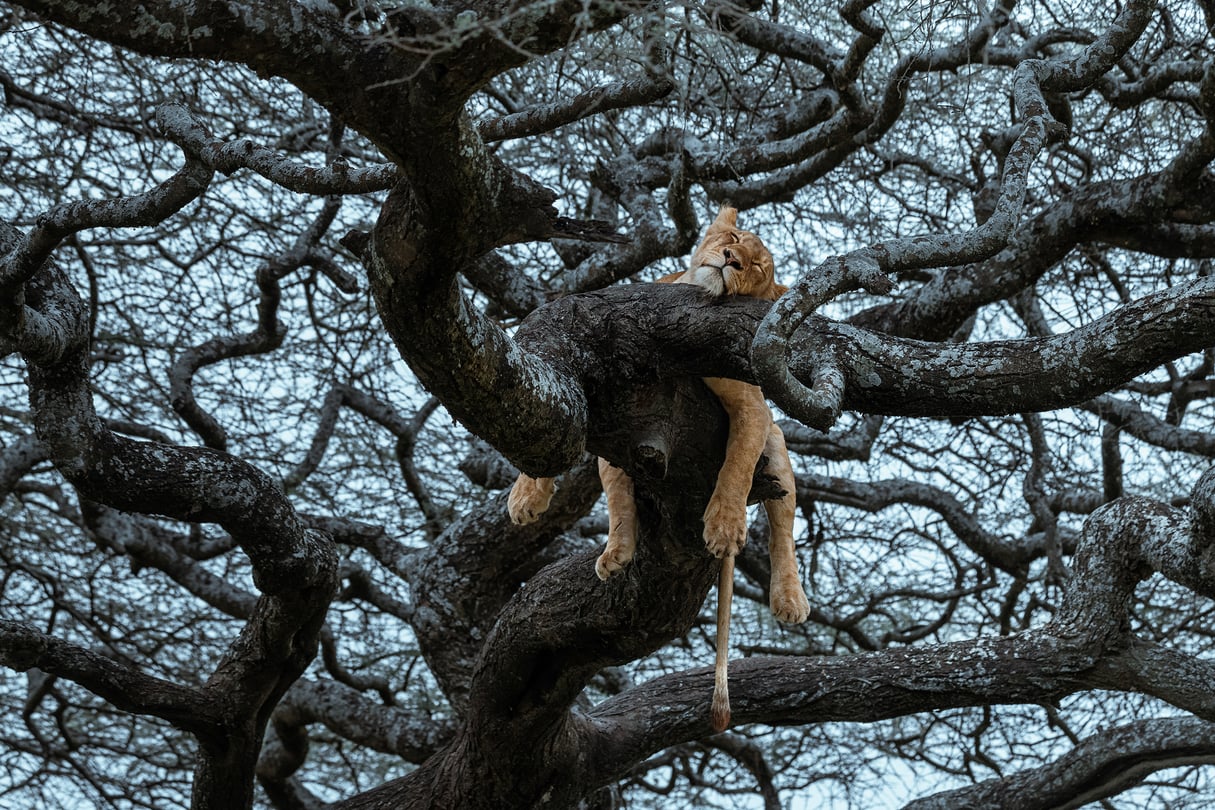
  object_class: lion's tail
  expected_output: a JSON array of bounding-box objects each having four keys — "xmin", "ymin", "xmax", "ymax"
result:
[{"xmin": 711, "ymin": 555, "xmax": 734, "ymax": 733}]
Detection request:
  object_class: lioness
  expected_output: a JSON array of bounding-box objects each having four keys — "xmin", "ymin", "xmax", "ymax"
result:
[{"xmin": 509, "ymin": 206, "xmax": 811, "ymax": 731}]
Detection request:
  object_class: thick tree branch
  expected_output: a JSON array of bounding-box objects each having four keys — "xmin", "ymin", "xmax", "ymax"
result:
[
  {"xmin": 335, "ymin": 314, "xmax": 1215, "ymax": 808},
  {"xmin": 482, "ymin": 277, "xmax": 1215, "ymax": 465},
  {"xmin": 0, "ymin": 107, "xmax": 213, "ymax": 295},
  {"xmin": 15, "ymin": 253, "xmax": 338, "ymax": 808},
  {"xmin": 809, "ymin": 274, "xmax": 1215, "ymax": 424},
  {"xmin": 0, "ymin": 619, "xmax": 224, "ymax": 738},
  {"xmin": 706, "ymin": 0, "xmax": 844, "ymax": 80},
  {"xmin": 408, "ymin": 457, "xmax": 602, "ymax": 713}
]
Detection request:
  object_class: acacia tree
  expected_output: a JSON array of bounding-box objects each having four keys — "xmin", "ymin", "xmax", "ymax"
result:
[{"xmin": 4, "ymin": 0, "xmax": 1215, "ymax": 807}]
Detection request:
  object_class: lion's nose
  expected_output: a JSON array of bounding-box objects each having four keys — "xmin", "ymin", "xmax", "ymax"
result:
[{"xmin": 722, "ymin": 248, "xmax": 742, "ymax": 269}]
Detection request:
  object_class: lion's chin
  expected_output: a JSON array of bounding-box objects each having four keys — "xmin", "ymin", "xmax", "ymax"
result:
[{"xmin": 679, "ymin": 265, "xmax": 727, "ymax": 297}]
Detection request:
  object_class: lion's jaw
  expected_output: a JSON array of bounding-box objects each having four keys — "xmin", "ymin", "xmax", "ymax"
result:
[{"xmin": 678, "ymin": 262, "xmax": 728, "ymax": 297}]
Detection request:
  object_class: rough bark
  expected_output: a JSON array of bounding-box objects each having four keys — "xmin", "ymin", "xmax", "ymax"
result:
[{"xmin": 5, "ymin": 1, "xmax": 1215, "ymax": 808}]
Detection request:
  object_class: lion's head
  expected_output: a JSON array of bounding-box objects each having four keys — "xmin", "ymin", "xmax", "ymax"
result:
[{"xmin": 675, "ymin": 206, "xmax": 786, "ymax": 302}]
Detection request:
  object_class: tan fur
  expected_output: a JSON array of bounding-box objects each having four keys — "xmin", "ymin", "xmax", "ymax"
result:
[
  {"xmin": 711, "ymin": 555, "xmax": 735, "ymax": 732},
  {"xmin": 508, "ymin": 206, "xmax": 811, "ymax": 731}
]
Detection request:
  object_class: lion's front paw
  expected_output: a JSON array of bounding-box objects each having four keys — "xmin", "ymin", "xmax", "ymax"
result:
[
  {"xmin": 508, "ymin": 476, "xmax": 555, "ymax": 525},
  {"xmin": 770, "ymin": 577, "xmax": 811, "ymax": 624},
  {"xmin": 702, "ymin": 495, "xmax": 747, "ymax": 559}
]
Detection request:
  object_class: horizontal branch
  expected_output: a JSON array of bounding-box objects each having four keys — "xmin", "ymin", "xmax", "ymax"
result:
[
  {"xmin": 0, "ymin": 619, "xmax": 223, "ymax": 737},
  {"xmin": 791, "ymin": 274, "xmax": 1215, "ymax": 428},
  {"xmin": 0, "ymin": 108, "xmax": 213, "ymax": 293},
  {"xmin": 580, "ymin": 459, "xmax": 1215, "ymax": 789},
  {"xmin": 587, "ymin": 629, "xmax": 1090, "ymax": 756},
  {"xmin": 503, "ymin": 276, "xmax": 1215, "ymax": 457},
  {"xmin": 478, "ymin": 74, "xmax": 673, "ymax": 143},
  {"xmin": 157, "ymin": 103, "xmax": 398, "ymax": 195}
]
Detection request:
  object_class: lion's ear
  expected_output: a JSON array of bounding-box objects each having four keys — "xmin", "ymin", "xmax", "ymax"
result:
[{"xmin": 711, "ymin": 205, "xmax": 738, "ymax": 230}]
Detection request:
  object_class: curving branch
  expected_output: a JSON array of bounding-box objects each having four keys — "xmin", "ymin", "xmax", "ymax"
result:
[
  {"xmin": 705, "ymin": 0, "xmax": 1016, "ymax": 203},
  {"xmin": 702, "ymin": 734, "xmax": 782, "ymax": 810},
  {"xmin": 286, "ymin": 386, "xmax": 442, "ymax": 535},
  {"xmin": 795, "ymin": 473, "xmax": 1062, "ymax": 575},
  {"xmin": 257, "ymin": 705, "xmax": 322, "ymax": 810},
  {"xmin": 1083, "ymin": 394, "xmax": 1215, "ymax": 457},
  {"xmin": 169, "ymin": 196, "xmax": 349, "ymax": 450},
  {"xmin": 751, "ymin": 0, "xmax": 1167, "ymax": 430},
  {"xmin": 84, "ymin": 501, "xmax": 259, "ymax": 620},
  {"xmin": 556, "ymin": 156, "xmax": 700, "ymax": 296},
  {"xmin": 157, "ymin": 102, "xmax": 398, "ymax": 195},
  {"xmin": 461, "ymin": 251, "xmax": 550, "ymax": 317},
  {"xmin": 903, "ymin": 716, "xmax": 1215, "ymax": 810},
  {"xmin": 705, "ymin": 0, "xmax": 844, "ymax": 80},
  {"xmin": 478, "ymin": 73, "xmax": 673, "ymax": 143},
  {"xmin": 779, "ymin": 414, "xmax": 882, "ymax": 461},
  {"xmin": 0, "ymin": 619, "xmax": 223, "ymax": 738},
  {"xmin": 0, "ymin": 107, "xmax": 212, "ymax": 365},
  {"xmin": 0, "ymin": 106, "xmax": 214, "ymax": 295}
]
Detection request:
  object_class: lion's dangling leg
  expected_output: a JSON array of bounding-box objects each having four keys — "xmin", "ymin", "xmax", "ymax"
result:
[
  {"xmin": 701, "ymin": 378, "xmax": 770, "ymax": 559},
  {"xmin": 595, "ymin": 458, "xmax": 639, "ymax": 580},
  {"xmin": 761, "ymin": 423, "xmax": 811, "ymax": 624},
  {"xmin": 507, "ymin": 474, "xmax": 555, "ymax": 524},
  {"xmin": 711, "ymin": 554, "xmax": 735, "ymax": 732}
]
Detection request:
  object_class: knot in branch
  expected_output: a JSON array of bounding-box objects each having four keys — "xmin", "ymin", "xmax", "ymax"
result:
[{"xmin": 751, "ymin": 250, "xmax": 892, "ymax": 431}]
